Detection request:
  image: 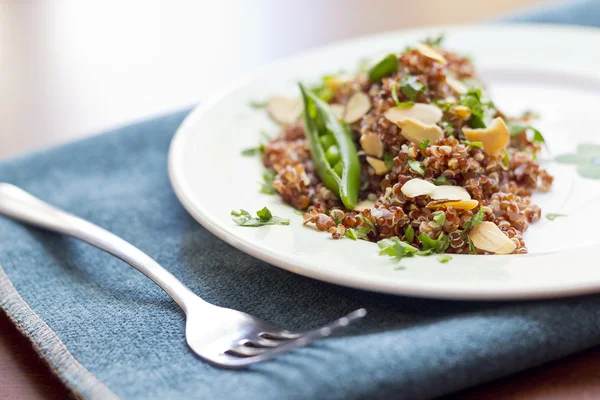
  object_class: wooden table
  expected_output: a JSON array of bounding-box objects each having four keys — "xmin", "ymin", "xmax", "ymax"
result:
[{"xmin": 2, "ymin": 307, "xmax": 600, "ymax": 399}]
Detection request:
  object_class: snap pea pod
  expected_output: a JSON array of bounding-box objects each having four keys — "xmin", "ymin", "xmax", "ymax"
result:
[{"xmin": 299, "ymin": 83, "xmax": 361, "ymax": 209}]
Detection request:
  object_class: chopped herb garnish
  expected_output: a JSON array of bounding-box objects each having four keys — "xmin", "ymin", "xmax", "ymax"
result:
[
  {"xmin": 260, "ymin": 169, "xmax": 277, "ymax": 194},
  {"xmin": 437, "ymin": 254, "xmax": 452, "ymax": 264},
  {"xmin": 462, "ymin": 207, "xmax": 484, "ymax": 230},
  {"xmin": 346, "ymin": 216, "xmax": 376, "ymax": 240},
  {"xmin": 521, "ymin": 109, "xmax": 540, "ymax": 120},
  {"xmin": 400, "ymin": 75, "xmax": 426, "ymax": 102},
  {"xmin": 242, "ymin": 131, "xmax": 270, "ymax": 156},
  {"xmin": 432, "ymin": 211, "xmax": 446, "ymax": 226},
  {"xmin": 466, "ymin": 236, "xmax": 477, "ymax": 254},
  {"xmin": 546, "ymin": 213, "xmax": 567, "ymax": 221},
  {"xmin": 377, "ymin": 237, "xmax": 418, "ymax": 260},
  {"xmin": 396, "ymin": 101, "xmax": 415, "ymax": 108},
  {"xmin": 463, "ymin": 140, "xmax": 483, "ymax": 149},
  {"xmin": 249, "ymin": 100, "xmax": 267, "ymax": 109},
  {"xmin": 332, "ymin": 212, "xmax": 341, "ymax": 225},
  {"xmin": 440, "ymin": 120, "xmax": 455, "ymax": 136},
  {"xmin": 384, "ymin": 153, "xmax": 395, "ymax": 171},
  {"xmin": 502, "ymin": 149, "xmax": 510, "ymax": 167},
  {"xmin": 368, "ymin": 54, "xmax": 398, "ymax": 82},
  {"xmin": 408, "ymin": 159, "xmax": 425, "ymax": 175},
  {"xmin": 459, "ymin": 88, "xmax": 487, "ymax": 129},
  {"xmin": 434, "ymin": 175, "xmax": 448, "ymax": 186},
  {"xmin": 231, "ymin": 208, "xmax": 290, "ymax": 227},
  {"xmin": 507, "ymin": 122, "xmax": 547, "ymax": 145},
  {"xmin": 419, "ymin": 139, "xmax": 431, "ymax": 152},
  {"xmin": 294, "ymin": 209, "xmax": 305, "ymax": 216},
  {"xmin": 391, "ymin": 80, "xmax": 401, "ymax": 106},
  {"xmin": 418, "ymin": 233, "xmax": 450, "ymax": 254},
  {"xmin": 425, "ymin": 33, "xmax": 445, "ymax": 46},
  {"xmin": 405, "ymin": 224, "xmax": 415, "ymax": 243}
]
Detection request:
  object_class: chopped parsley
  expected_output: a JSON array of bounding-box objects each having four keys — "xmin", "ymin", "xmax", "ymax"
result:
[
  {"xmin": 400, "ymin": 75, "xmax": 426, "ymax": 102},
  {"xmin": 462, "ymin": 207, "xmax": 484, "ymax": 230},
  {"xmin": 377, "ymin": 237, "xmax": 418, "ymax": 260},
  {"xmin": 507, "ymin": 121, "xmax": 547, "ymax": 146},
  {"xmin": 440, "ymin": 120, "xmax": 455, "ymax": 136},
  {"xmin": 384, "ymin": 153, "xmax": 395, "ymax": 171},
  {"xmin": 294, "ymin": 209, "xmax": 305, "ymax": 216},
  {"xmin": 408, "ymin": 159, "xmax": 425, "ymax": 175},
  {"xmin": 424, "ymin": 33, "xmax": 445, "ymax": 46},
  {"xmin": 345, "ymin": 216, "xmax": 376, "ymax": 240},
  {"xmin": 405, "ymin": 224, "xmax": 415, "ymax": 243},
  {"xmin": 434, "ymin": 175, "xmax": 448, "ymax": 186},
  {"xmin": 546, "ymin": 213, "xmax": 567, "ymax": 221},
  {"xmin": 502, "ymin": 149, "xmax": 510, "ymax": 167},
  {"xmin": 432, "ymin": 211, "xmax": 446, "ymax": 226},
  {"xmin": 463, "ymin": 140, "xmax": 483, "ymax": 149},
  {"xmin": 466, "ymin": 236, "xmax": 477, "ymax": 254},
  {"xmin": 418, "ymin": 233, "xmax": 450, "ymax": 254},
  {"xmin": 249, "ymin": 100, "xmax": 267, "ymax": 109},
  {"xmin": 419, "ymin": 139, "xmax": 431, "ymax": 152},
  {"xmin": 391, "ymin": 80, "xmax": 401, "ymax": 106},
  {"xmin": 241, "ymin": 130, "xmax": 271, "ymax": 156},
  {"xmin": 437, "ymin": 254, "xmax": 452, "ymax": 264},
  {"xmin": 459, "ymin": 88, "xmax": 487, "ymax": 129},
  {"xmin": 260, "ymin": 170, "xmax": 277, "ymax": 194},
  {"xmin": 231, "ymin": 207, "xmax": 290, "ymax": 227},
  {"xmin": 368, "ymin": 54, "xmax": 398, "ymax": 82}
]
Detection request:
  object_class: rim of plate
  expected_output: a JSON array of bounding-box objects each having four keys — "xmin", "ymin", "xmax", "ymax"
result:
[{"xmin": 169, "ymin": 23, "xmax": 600, "ymax": 300}]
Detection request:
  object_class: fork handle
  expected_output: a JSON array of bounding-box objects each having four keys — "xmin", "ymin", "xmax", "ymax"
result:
[{"xmin": 0, "ymin": 183, "xmax": 203, "ymax": 313}]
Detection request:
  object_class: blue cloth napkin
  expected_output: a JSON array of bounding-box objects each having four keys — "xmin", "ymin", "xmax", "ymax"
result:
[{"xmin": 2, "ymin": 2, "xmax": 600, "ymax": 399}]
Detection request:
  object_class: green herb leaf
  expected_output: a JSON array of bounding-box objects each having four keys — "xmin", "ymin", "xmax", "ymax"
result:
[
  {"xmin": 400, "ymin": 75, "xmax": 426, "ymax": 102},
  {"xmin": 466, "ymin": 236, "xmax": 477, "ymax": 254},
  {"xmin": 408, "ymin": 159, "xmax": 425, "ymax": 175},
  {"xmin": 231, "ymin": 207, "xmax": 290, "ymax": 227},
  {"xmin": 425, "ymin": 33, "xmax": 445, "ymax": 46},
  {"xmin": 346, "ymin": 216, "xmax": 377, "ymax": 240},
  {"xmin": 294, "ymin": 209, "xmax": 305, "ymax": 216},
  {"xmin": 260, "ymin": 170, "xmax": 277, "ymax": 194},
  {"xmin": 459, "ymin": 88, "xmax": 487, "ymax": 129},
  {"xmin": 440, "ymin": 120, "xmax": 455, "ymax": 136},
  {"xmin": 384, "ymin": 153, "xmax": 394, "ymax": 171},
  {"xmin": 391, "ymin": 80, "xmax": 401, "ymax": 106},
  {"xmin": 437, "ymin": 254, "xmax": 452, "ymax": 263},
  {"xmin": 434, "ymin": 175, "xmax": 448, "ymax": 186},
  {"xmin": 419, "ymin": 139, "xmax": 431, "ymax": 152},
  {"xmin": 502, "ymin": 149, "xmax": 510, "ymax": 167},
  {"xmin": 463, "ymin": 140, "xmax": 483, "ymax": 149},
  {"xmin": 396, "ymin": 101, "xmax": 415, "ymax": 108},
  {"xmin": 405, "ymin": 224, "xmax": 415, "ymax": 243},
  {"xmin": 507, "ymin": 122, "xmax": 546, "ymax": 145},
  {"xmin": 546, "ymin": 213, "xmax": 567, "ymax": 221},
  {"xmin": 368, "ymin": 54, "xmax": 398, "ymax": 82},
  {"xmin": 432, "ymin": 210, "xmax": 446, "ymax": 226},
  {"xmin": 377, "ymin": 237, "xmax": 418, "ymax": 260},
  {"xmin": 462, "ymin": 207, "xmax": 484, "ymax": 230},
  {"xmin": 249, "ymin": 100, "xmax": 267, "ymax": 109},
  {"xmin": 418, "ymin": 233, "xmax": 450, "ymax": 253}
]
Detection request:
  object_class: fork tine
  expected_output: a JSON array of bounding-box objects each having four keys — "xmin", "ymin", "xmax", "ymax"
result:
[{"xmin": 221, "ymin": 308, "xmax": 367, "ymax": 367}]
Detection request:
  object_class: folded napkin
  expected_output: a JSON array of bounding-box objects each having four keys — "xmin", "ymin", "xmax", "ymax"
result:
[{"xmin": 2, "ymin": 2, "xmax": 600, "ymax": 399}]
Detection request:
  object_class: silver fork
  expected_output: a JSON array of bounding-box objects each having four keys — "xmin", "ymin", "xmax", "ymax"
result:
[{"xmin": 0, "ymin": 183, "xmax": 366, "ymax": 368}]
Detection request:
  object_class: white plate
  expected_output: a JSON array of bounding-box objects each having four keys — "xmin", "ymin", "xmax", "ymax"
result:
[{"xmin": 169, "ymin": 24, "xmax": 600, "ymax": 300}]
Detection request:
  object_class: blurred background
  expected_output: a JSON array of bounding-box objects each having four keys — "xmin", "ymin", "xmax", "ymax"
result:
[{"xmin": 0, "ymin": 0, "xmax": 551, "ymax": 159}]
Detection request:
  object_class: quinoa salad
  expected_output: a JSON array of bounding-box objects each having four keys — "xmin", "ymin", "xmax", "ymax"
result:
[{"xmin": 244, "ymin": 36, "xmax": 554, "ymax": 258}]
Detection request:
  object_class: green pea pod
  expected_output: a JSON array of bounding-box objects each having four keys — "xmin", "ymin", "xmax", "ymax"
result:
[{"xmin": 299, "ymin": 83, "xmax": 361, "ymax": 209}]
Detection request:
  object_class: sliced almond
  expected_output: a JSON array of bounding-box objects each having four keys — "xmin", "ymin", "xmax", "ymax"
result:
[
  {"xmin": 366, "ymin": 156, "xmax": 389, "ymax": 175},
  {"xmin": 383, "ymin": 103, "xmax": 443, "ymax": 125},
  {"xmin": 469, "ymin": 221, "xmax": 517, "ymax": 254},
  {"xmin": 445, "ymin": 76, "xmax": 468, "ymax": 94},
  {"xmin": 451, "ymin": 105, "xmax": 471, "ymax": 120},
  {"xmin": 400, "ymin": 178, "xmax": 436, "ymax": 198},
  {"xmin": 360, "ymin": 133, "xmax": 384, "ymax": 158},
  {"xmin": 426, "ymin": 199, "xmax": 479, "ymax": 210},
  {"xmin": 267, "ymin": 96, "xmax": 302, "ymax": 125},
  {"xmin": 396, "ymin": 118, "xmax": 444, "ymax": 144},
  {"xmin": 463, "ymin": 117, "xmax": 510, "ymax": 155},
  {"xmin": 430, "ymin": 185, "xmax": 471, "ymax": 201},
  {"xmin": 416, "ymin": 43, "xmax": 447, "ymax": 65},
  {"xmin": 330, "ymin": 104, "xmax": 345, "ymax": 120},
  {"xmin": 344, "ymin": 92, "xmax": 371, "ymax": 123},
  {"xmin": 354, "ymin": 200, "xmax": 375, "ymax": 212}
]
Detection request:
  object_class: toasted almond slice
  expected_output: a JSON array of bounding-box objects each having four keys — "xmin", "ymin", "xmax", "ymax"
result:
[
  {"xmin": 468, "ymin": 221, "xmax": 517, "ymax": 254},
  {"xmin": 451, "ymin": 105, "xmax": 471, "ymax": 120},
  {"xmin": 430, "ymin": 185, "xmax": 471, "ymax": 201},
  {"xmin": 416, "ymin": 43, "xmax": 447, "ymax": 65},
  {"xmin": 463, "ymin": 117, "xmax": 510, "ymax": 155},
  {"xmin": 400, "ymin": 178, "xmax": 436, "ymax": 198},
  {"xmin": 396, "ymin": 118, "xmax": 444, "ymax": 144},
  {"xmin": 344, "ymin": 92, "xmax": 371, "ymax": 123},
  {"xmin": 354, "ymin": 200, "xmax": 375, "ymax": 212},
  {"xmin": 426, "ymin": 199, "xmax": 479, "ymax": 210},
  {"xmin": 383, "ymin": 103, "xmax": 443, "ymax": 125},
  {"xmin": 267, "ymin": 96, "xmax": 302, "ymax": 125},
  {"xmin": 366, "ymin": 156, "xmax": 389, "ymax": 175},
  {"xmin": 445, "ymin": 76, "xmax": 468, "ymax": 94},
  {"xmin": 330, "ymin": 104, "xmax": 345, "ymax": 120},
  {"xmin": 359, "ymin": 133, "xmax": 384, "ymax": 158}
]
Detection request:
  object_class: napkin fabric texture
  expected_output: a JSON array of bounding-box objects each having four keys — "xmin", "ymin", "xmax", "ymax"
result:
[{"xmin": 2, "ymin": 1, "xmax": 600, "ymax": 399}]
